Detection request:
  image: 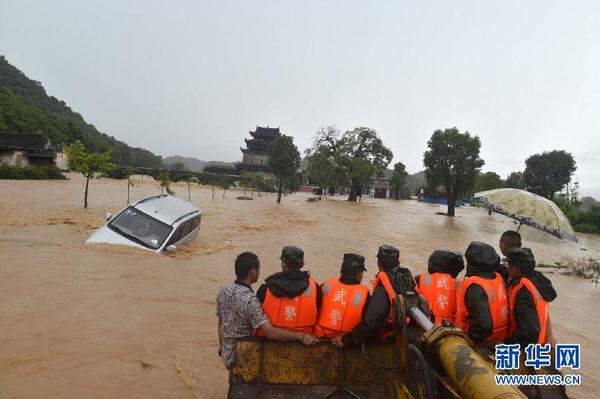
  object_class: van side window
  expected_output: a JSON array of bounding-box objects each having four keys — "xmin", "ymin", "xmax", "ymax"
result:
[
  {"xmin": 190, "ymin": 216, "xmax": 200, "ymax": 231},
  {"xmin": 167, "ymin": 219, "xmax": 193, "ymax": 246}
]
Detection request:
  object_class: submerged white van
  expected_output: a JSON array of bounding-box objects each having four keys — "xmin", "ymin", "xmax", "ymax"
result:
[{"xmin": 86, "ymin": 195, "xmax": 201, "ymax": 253}]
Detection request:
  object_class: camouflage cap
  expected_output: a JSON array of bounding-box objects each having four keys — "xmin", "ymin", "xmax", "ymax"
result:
[
  {"xmin": 341, "ymin": 253, "xmax": 367, "ymax": 273},
  {"xmin": 376, "ymin": 245, "xmax": 400, "ymax": 260},
  {"xmin": 280, "ymin": 246, "xmax": 304, "ymax": 264},
  {"xmin": 506, "ymin": 247, "xmax": 536, "ymax": 276}
]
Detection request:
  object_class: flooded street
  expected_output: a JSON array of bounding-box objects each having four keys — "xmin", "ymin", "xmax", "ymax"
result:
[{"xmin": 1, "ymin": 175, "xmax": 599, "ymax": 398}]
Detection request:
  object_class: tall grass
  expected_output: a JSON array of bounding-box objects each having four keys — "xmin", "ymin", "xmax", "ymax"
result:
[{"xmin": 557, "ymin": 256, "xmax": 600, "ymax": 284}]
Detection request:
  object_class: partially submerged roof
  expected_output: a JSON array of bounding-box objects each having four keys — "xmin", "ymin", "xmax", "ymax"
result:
[{"xmin": 133, "ymin": 195, "xmax": 200, "ymax": 225}]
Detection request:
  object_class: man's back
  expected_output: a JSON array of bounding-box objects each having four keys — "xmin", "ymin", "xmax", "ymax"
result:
[
  {"xmin": 256, "ymin": 270, "xmax": 321, "ymax": 333},
  {"xmin": 456, "ymin": 272, "xmax": 508, "ymax": 344},
  {"xmin": 217, "ymin": 281, "xmax": 267, "ymax": 368}
]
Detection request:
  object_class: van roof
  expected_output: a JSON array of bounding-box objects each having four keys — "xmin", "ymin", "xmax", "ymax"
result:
[{"xmin": 133, "ymin": 195, "xmax": 200, "ymax": 225}]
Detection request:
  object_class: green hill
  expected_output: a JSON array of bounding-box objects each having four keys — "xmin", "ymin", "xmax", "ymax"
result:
[{"xmin": 0, "ymin": 55, "xmax": 161, "ymax": 167}]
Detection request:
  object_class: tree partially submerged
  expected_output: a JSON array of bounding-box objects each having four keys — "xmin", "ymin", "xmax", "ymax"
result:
[
  {"xmin": 524, "ymin": 150, "xmax": 576, "ymax": 200},
  {"xmin": 306, "ymin": 149, "xmax": 337, "ymax": 195},
  {"xmin": 308, "ymin": 126, "xmax": 393, "ymax": 201},
  {"xmin": 268, "ymin": 135, "xmax": 301, "ymax": 203},
  {"xmin": 423, "ymin": 128, "xmax": 484, "ymax": 216},
  {"xmin": 390, "ymin": 162, "xmax": 408, "ymax": 200},
  {"xmin": 66, "ymin": 140, "xmax": 115, "ymax": 208},
  {"xmin": 124, "ymin": 167, "xmax": 134, "ymax": 204},
  {"xmin": 158, "ymin": 171, "xmax": 175, "ymax": 195},
  {"xmin": 187, "ymin": 176, "xmax": 198, "ymax": 201}
]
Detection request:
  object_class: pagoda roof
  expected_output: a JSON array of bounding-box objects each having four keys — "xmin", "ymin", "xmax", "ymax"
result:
[
  {"xmin": 250, "ymin": 126, "xmax": 281, "ymax": 139},
  {"xmin": 245, "ymin": 138, "xmax": 272, "ymax": 151}
]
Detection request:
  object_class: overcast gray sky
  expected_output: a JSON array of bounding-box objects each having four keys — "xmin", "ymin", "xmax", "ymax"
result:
[{"xmin": 1, "ymin": 0, "xmax": 599, "ymax": 197}]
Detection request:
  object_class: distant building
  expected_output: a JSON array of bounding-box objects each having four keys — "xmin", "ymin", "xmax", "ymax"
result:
[
  {"xmin": 204, "ymin": 161, "xmax": 237, "ymax": 175},
  {"xmin": 0, "ymin": 133, "xmax": 65, "ymax": 168},
  {"xmin": 236, "ymin": 126, "xmax": 281, "ymax": 176},
  {"xmin": 373, "ymin": 179, "xmax": 390, "ymax": 199}
]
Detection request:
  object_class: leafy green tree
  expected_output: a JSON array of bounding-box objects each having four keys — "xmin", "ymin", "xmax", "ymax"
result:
[
  {"xmin": 250, "ymin": 174, "xmax": 273, "ymax": 194},
  {"xmin": 505, "ymin": 171, "xmax": 526, "ymax": 189},
  {"xmin": 238, "ymin": 177, "xmax": 253, "ymax": 196},
  {"xmin": 253, "ymin": 174, "xmax": 265, "ymax": 194},
  {"xmin": 579, "ymin": 196, "xmax": 600, "ymax": 212},
  {"xmin": 0, "ymin": 114, "xmax": 8, "ymax": 130},
  {"xmin": 556, "ymin": 195, "xmax": 600, "ymax": 235},
  {"xmin": 564, "ymin": 180, "xmax": 581, "ymax": 208},
  {"xmin": 65, "ymin": 140, "xmax": 115, "ymax": 208},
  {"xmin": 268, "ymin": 135, "xmax": 301, "ymax": 203},
  {"xmin": 218, "ymin": 180, "xmax": 231, "ymax": 198},
  {"xmin": 308, "ymin": 126, "xmax": 393, "ymax": 201},
  {"xmin": 336, "ymin": 128, "xmax": 393, "ymax": 201},
  {"xmin": 307, "ymin": 126, "xmax": 345, "ymax": 196},
  {"xmin": 390, "ymin": 162, "xmax": 408, "ymax": 200},
  {"xmin": 158, "ymin": 171, "xmax": 175, "ymax": 195},
  {"xmin": 423, "ymin": 127, "xmax": 484, "ymax": 216},
  {"xmin": 524, "ymin": 150, "xmax": 577, "ymax": 200},
  {"xmin": 263, "ymin": 177, "xmax": 278, "ymax": 193},
  {"xmin": 475, "ymin": 171, "xmax": 504, "ymax": 192},
  {"xmin": 306, "ymin": 149, "xmax": 337, "ymax": 194}
]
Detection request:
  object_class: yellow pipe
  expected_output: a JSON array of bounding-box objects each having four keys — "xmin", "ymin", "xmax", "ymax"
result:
[{"xmin": 422, "ymin": 325, "xmax": 525, "ymax": 399}]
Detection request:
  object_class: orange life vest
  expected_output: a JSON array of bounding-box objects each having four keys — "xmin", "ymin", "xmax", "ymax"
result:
[
  {"xmin": 417, "ymin": 272, "xmax": 460, "ymax": 324},
  {"xmin": 455, "ymin": 273, "xmax": 509, "ymax": 343},
  {"xmin": 371, "ymin": 271, "xmax": 399, "ymax": 340},
  {"xmin": 255, "ymin": 276, "xmax": 318, "ymax": 336},
  {"xmin": 314, "ymin": 278, "xmax": 369, "ymax": 338},
  {"xmin": 508, "ymin": 277, "xmax": 549, "ymax": 344}
]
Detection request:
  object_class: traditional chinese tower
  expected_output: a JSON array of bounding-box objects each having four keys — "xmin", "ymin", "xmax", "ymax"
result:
[{"xmin": 236, "ymin": 126, "xmax": 282, "ymax": 176}]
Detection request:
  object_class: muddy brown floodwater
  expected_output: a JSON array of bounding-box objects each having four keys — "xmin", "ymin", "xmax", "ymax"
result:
[{"xmin": 1, "ymin": 174, "xmax": 599, "ymax": 398}]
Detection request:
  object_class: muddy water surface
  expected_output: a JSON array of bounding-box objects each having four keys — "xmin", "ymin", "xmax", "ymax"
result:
[{"xmin": 1, "ymin": 175, "xmax": 599, "ymax": 398}]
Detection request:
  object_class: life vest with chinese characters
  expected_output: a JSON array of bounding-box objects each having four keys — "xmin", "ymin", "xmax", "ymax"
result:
[
  {"xmin": 508, "ymin": 277, "xmax": 549, "ymax": 344},
  {"xmin": 255, "ymin": 277, "xmax": 318, "ymax": 336},
  {"xmin": 314, "ymin": 278, "xmax": 369, "ymax": 338},
  {"xmin": 455, "ymin": 273, "xmax": 509, "ymax": 343},
  {"xmin": 371, "ymin": 271, "xmax": 400, "ymax": 341},
  {"xmin": 417, "ymin": 272, "xmax": 460, "ymax": 324}
]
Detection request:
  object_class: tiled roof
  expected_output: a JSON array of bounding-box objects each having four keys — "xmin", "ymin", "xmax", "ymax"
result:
[
  {"xmin": 250, "ymin": 126, "xmax": 281, "ymax": 138},
  {"xmin": 0, "ymin": 133, "xmax": 47, "ymax": 151}
]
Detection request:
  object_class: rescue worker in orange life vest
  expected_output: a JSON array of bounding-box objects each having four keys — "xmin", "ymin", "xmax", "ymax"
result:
[
  {"xmin": 504, "ymin": 248, "xmax": 556, "ymax": 346},
  {"xmin": 256, "ymin": 246, "xmax": 322, "ymax": 334},
  {"xmin": 455, "ymin": 242, "xmax": 509, "ymax": 344},
  {"xmin": 414, "ymin": 250, "xmax": 464, "ymax": 324},
  {"xmin": 498, "ymin": 231, "xmax": 558, "ymax": 306},
  {"xmin": 314, "ymin": 253, "xmax": 370, "ymax": 338},
  {"xmin": 331, "ymin": 246, "xmax": 417, "ymax": 349},
  {"xmin": 498, "ymin": 230, "xmax": 558, "ymax": 345}
]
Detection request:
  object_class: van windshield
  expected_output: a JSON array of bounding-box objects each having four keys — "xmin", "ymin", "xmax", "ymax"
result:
[{"xmin": 108, "ymin": 206, "xmax": 172, "ymax": 250}]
